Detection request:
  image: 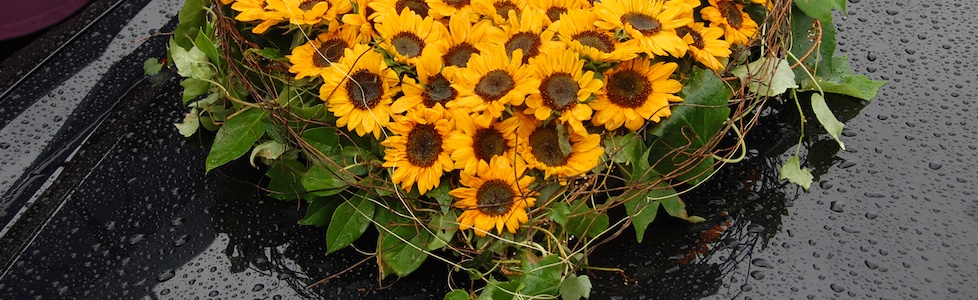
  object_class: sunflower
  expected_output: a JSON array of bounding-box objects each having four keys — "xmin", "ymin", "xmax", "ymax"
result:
[
  {"xmin": 700, "ymin": 0, "xmax": 758, "ymax": 45},
  {"xmin": 518, "ymin": 119, "xmax": 603, "ymax": 180},
  {"xmin": 445, "ymin": 112, "xmax": 520, "ymax": 175},
  {"xmin": 427, "ymin": 0, "xmax": 477, "ymax": 21},
  {"xmin": 221, "ymin": 0, "xmax": 235, "ymax": 5},
  {"xmin": 340, "ymin": 0, "xmax": 380, "ymax": 38},
  {"xmin": 526, "ymin": 0, "xmax": 591, "ymax": 22},
  {"xmin": 426, "ymin": 17, "xmax": 502, "ymax": 70},
  {"xmin": 524, "ymin": 47, "xmax": 602, "ymax": 134},
  {"xmin": 594, "ymin": 0, "xmax": 691, "ymax": 58},
  {"xmin": 676, "ymin": 22, "xmax": 731, "ymax": 71},
  {"xmin": 368, "ymin": 0, "xmax": 434, "ymax": 21},
  {"xmin": 381, "ymin": 107, "xmax": 455, "ymax": 195},
  {"xmin": 265, "ymin": 0, "xmax": 352, "ymax": 26},
  {"xmin": 450, "ymin": 46, "xmax": 539, "ymax": 125},
  {"xmin": 471, "ymin": 0, "xmax": 529, "ymax": 24},
  {"xmin": 231, "ymin": 0, "xmax": 283, "ymax": 34},
  {"xmin": 286, "ymin": 25, "xmax": 362, "ymax": 79},
  {"xmin": 497, "ymin": 8, "xmax": 557, "ymax": 64},
  {"xmin": 590, "ymin": 58, "xmax": 683, "ymax": 131},
  {"xmin": 320, "ymin": 44, "xmax": 400, "ymax": 138},
  {"xmin": 393, "ymin": 49, "xmax": 460, "ymax": 113},
  {"xmin": 452, "ymin": 158, "xmax": 536, "ymax": 236},
  {"xmin": 551, "ymin": 9, "xmax": 642, "ymax": 63},
  {"xmin": 374, "ymin": 9, "xmax": 447, "ymax": 65}
]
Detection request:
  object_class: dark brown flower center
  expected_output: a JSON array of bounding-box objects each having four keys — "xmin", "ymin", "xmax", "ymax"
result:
[
  {"xmin": 605, "ymin": 69, "xmax": 651, "ymax": 108},
  {"xmin": 391, "ymin": 33, "xmax": 425, "ymax": 58},
  {"xmin": 676, "ymin": 26, "xmax": 705, "ymax": 49},
  {"xmin": 529, "ymin": 125, "xmax": 569, "ymax": 167},
  {"xmin": 406, "ymin": 124, "xmax": 443, "ymax": 167},
  {"xmin": 476, "ymin": 179, "xmax": 516, "ymax": 216},
  {"xmin": 621, "ymin": 13, "xmax": 661, "ymax": 36},
  {"xmin": 396, "ymin": 0, "xmax": 430, "ymax": 18},
  {"xmin": 299, "ymin": 0, "xmax": 326, "ymax": 11},
  {"xmin": 423, "ymin": 74, "xmax": 457, "ymax": 107},
  {"xmin": 572, "ymin": 30, "xmax": 614, "ymax": 53},
  {"xmin": 346, "ymin": 70, "xmax": 385, "ymax": 109},
  {"xmin": 313, "ymin": 39, "xmax": 348, "ymax": 68},
  {"xmin": 474, "ymin": 70, "xmax": 515, "ymax": 101},
  {"xmin": 504, "ymin": 32, "xmax": 541, "ymax": 63},
  {"xmin": 545, "ymin": 6, "xmax": 567, "ymax": 22},
  {"xmin": 473, "ymin": 128, "xmax": 510, "ymax": 161},
  {"xmin": 494, "ymin": 1, "xmax": 520, "ymax": 19},
  {"xmin": 443, "ymin": 0, "xmax": 470, "ymax": 9},
  {"xmin": 718, "ymin": 0, "xmax": 744, "ymax": 29},
  {"xmin": 443, "ymin": 43, "xmax": 479, "ymax": 67},
  {"xmin": 540, "ymin": 73, "xmax": 579, "ymax": 112}
]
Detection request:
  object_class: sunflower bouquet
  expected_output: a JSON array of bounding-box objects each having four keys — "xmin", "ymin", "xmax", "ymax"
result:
[{"xmin": 162, "ymin": 0, "xmax": 883, "ymax": 298}]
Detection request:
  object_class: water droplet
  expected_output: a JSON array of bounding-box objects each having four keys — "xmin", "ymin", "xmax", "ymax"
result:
[
  {"xmin": 750, "ymin": 271, "xmax": 765, "ymax": 280},
  {"xmin": 865, "ymin": 260, "xmax": 879, "ymax": 270},
  {"xmin": 0, "ymin": 142, "xmax": 9, "ymax": 149},
  {"xmin": 865, "ymin": 212, "xmax": 878, "ymax": 219},
  {"xmin": 157, "ymin": 270, "xmax": 175, "ymax": 282},
  {"xmin": 867, "ymin": 53, "xmax": 877, "ymax": 61},
  {"xmin": 830, "ymin": 283, "xmax": 846, "ymax": 293},
  {"xmin": 928, "ymin": 162, "xmax": 942, "ymax": 170},
  {"xmin": 129, "ymin": 234, "xmax": 146, "ymax": 245},
  {"xmin": 830, "ymin": 201, "xmax": 845, "ymax": 213},
  {"xmin": 173, "ymin": 235, "xmax": 190, "ymax": 247},
  {"xmin": 171, "ymin": 217, "xmax": 185, "ymax": 226},
  {"xmin": 252, "ymin": 284, "xmax": 265, "ymax": 292},
  {"xmin": 751, "ymin": 258, "xmax": 773, "ymax": 268},
  {"xmin": 208, "ymin": 290, "xmax": 219, "ymax": 297},
  {"xmin": 819, "ymin": 181, "xmax": 833, "ymax": 190}
]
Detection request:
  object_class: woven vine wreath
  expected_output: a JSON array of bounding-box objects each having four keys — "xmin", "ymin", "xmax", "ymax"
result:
[{"xmin": 156, "ymin": 0, "xmax": 884, "ymax": 298}]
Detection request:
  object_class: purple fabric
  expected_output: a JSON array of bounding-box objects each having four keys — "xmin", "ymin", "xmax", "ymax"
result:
[{"xmin": 0, "ymin": 0, "xmax": 91, "ymax": 40}]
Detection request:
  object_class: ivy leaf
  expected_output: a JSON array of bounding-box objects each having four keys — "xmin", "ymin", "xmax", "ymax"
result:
[
  {"xmin": 780, "ymin": 156, "xmax": 813, "ymax": 190},
  {"xmin": 205, "ymin": 108, "xmax": 265, "ymax": 172},
  {"xmin": 265, "ymin": 160, "xmax": 307, "ymax": 201},
  {"xmin": 298, "ymin": 197, "xmax": 340, "ymax": 227},
  {"xmin": 621, "ymin": 189, "xmax": 662, "ymax": 243},
  {"xmin": 794, "ymin": 0, "xmax": 846, "ymax": 22},
  {"xmin": 547, "ymin": 202, "xmax": 571, "ymax": 226},
  {"xmin": 649, "ymin": 67, "xmax": 731, "ymax": 185},
  {"xmin": 566, "ymin": 201, "xmax": 609, "ymax": 238},
  {"xmin": 427, "ymin": 210, "xmax": 458, "ymax": 251},
  {"xmin": 143, "ymin": 57, "xmax": 162, "ymax": 76},
  {"xmin": 379, "ymin": 225, "xmax": 429, "ymax": 278},
  {"xmin": 169, "ymin": 39, "xmax": 213, "ymax": 80},
  {"xmin": 179, "ymin": 78, "xmax": 210, "ymax": 103},
  {"xmin": 520, "ymin": 253, "xmax": 562, "ymax": 296},
  {"xmin": 659, "ymin": 197, "xmax": 706, "ymax": 223},
  {"xmin": 809, "ymin": 93, "xmax": 846, "ymax": 150},
  {"xmin": 478, "ymin": 279, "xmax": 521, "ymax": 300},
  {"xmin": 444, "ymin": 290, "xmax": 470, "ymax": 300},
  {"xmin": 731, "ymin": 57, "xmax": 797, "ymax": 97},
  {"xmin": 801, "ymin": 56, "xmax": 886, "ymax": 100},
  {"xmin": 789, "ymin": 6, "xmax": 837, "ymax": 80},
  {"xmin": 560, "ymin": 275, "xmax": 592, "ymax": 300},
  {"xmin": 173, "ymin": 107, "xmax": 200, "ymax": 138},
  {"xmin": 249, "ymin": 140, "xmax": 288, "ymax": 167},
  {"xmin": 326, "ymin": 194, "xmax": 377, "ymax": 254}
]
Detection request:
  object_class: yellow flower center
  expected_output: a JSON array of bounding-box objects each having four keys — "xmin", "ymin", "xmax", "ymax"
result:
[
  {"xmin": 442, "ymin": 0, "xmax": 470, "ymax": 9},
  {"xmin": 396, "ymin": 0, "xmax": 430, "ymax": 18},
  {"xmin": 621, "ymin": 13, "xmax": 661, "ymax": 36},
  {"xmin": 573, "ymin": 31, "xmax": 614, "ymax": 53},
  {"xmin": 676, "ymin": 26, "xmax": 705, "ymax": 49},
  {"xmin": 540, "ymin": 73, "xmax": 580, "ymax": 112},
  {"xmin": 475, "ymin": 70, "xmax": 515, "ymax": 101},
  {"xmin": 391, "ymin": 33, "xmax": 425, "ymax": 58},
  {"xmin": 423, "ymin": 74, "xmax": 457, "ymax": 107},
  {"xmin": 504, "ymin": 32, "xmax": 541, "ymax": 63},
  {"xmin": 406, "ymin": 124, "xmax": 443, "ymax": 167},
  {"xmin": 718, "ymin": 0, "xmax": 744, "ymax": 29},
  {"xmin": 299, "ymin": 0, "xmax": 326, "ymax": 11},
  {"xmin": 312, "ymin": 39, "xmax": 348, "ymax": 68},
  {"xmin": 473, "ymin": 128, "xmax": 510, "ymax": 161},
  {"xmin": 346, "ymin": 70, "xmax": 384, "ymax": 109},
  {"xmin": 443, "ymin": 43, "xmax": 479, "ymax": 67},
  {"xmin": 476, "ymin": 179, "xmax": 516, "ymax": 216},
  {"xmin": 493, "ymin": 1, "xmax": 520, "ymax": 19},
  {"xmin": 605, "ymin": 69, "xmax": 651, "ymax": 108},
  {"xmin": 529, "ymin": 125, "xmax": 569, "ymax": 167},
  {"xmin": 545, "ymin": 6, "xmax": 567, "ymax": 22}
]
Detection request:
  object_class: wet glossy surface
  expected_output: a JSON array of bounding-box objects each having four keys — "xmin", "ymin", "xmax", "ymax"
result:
[{"xmin": 1, "ymin": 0, "xmax": 976, "ymax": 299}]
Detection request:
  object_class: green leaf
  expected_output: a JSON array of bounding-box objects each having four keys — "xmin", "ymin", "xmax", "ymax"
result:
[
  {"xmin": 379, "ymin": 225, "xmax": 429, "ymax": 278},
  {"xmin": 621, "ymin": 189, "xmax": 661, "ymax": 243},
  {"xmin": 780, "ymin": 156, "xmax": 813, "ymax": 190},
  {"xmin": 143, "ymin": 57, "xmax": 162, "ymax": 76},
  {"xmin": 326, "ymin": 194, "xmax": 377, "ymax": 254},
  {"xmin": 444, "ymin": 290, "xmax": 470, "ymax": 300},
  {"xmin": 649, "ymin": 67, "xmax": 731, "ymax": 185},
  {"xmin": 193, "ymin": 29, "xmax": 220, "ymax": 68},
  {"xmin": 794, "ymin": 0, "xmax": 845, "ymax": 22},
  {"xmin": 427, "ymin": 210, "xmax": 458, "ymax": 251},
  {"xmin": 731, "ymin": 57, "xmax": 798, "ymax": 97},
  {"xmin": 301, "ymin": 163, "xmax": 351, "ymax": 197},
  {"xmin": 300, "ymin": 127, "xmax": 340, "ymax": 155},
  {"xmin": 265, "ymin": 160, "xmax": 307, "ymax": 201},
  {"xmin": 809, "ymin": 93, "xmax": 846, "ymax": 150},
  {"xmin": 520, "ymin": 254, "xmax": 562, "ymax": 296},
  {"xmin": 172, "ymin": 0, "xmax": 207, "ymax": 48},
  {"xmin": 801, "ymin": 56, "xmax": 886, "ymax": 100},
  {"xmin": 205, "ymin": 108, "xmax": 265, "ymax": 172},
  {"xmin": 298, "ymin": 197, "xmax": 340, "ymax": 226},
  {"xmin": 179, "ymin": 78, "xmax": 210, "ymax": 103},
  {"xmin": 427, "ymin": 180, "xmax": 454, "ymax": 214},
  {"xmin": 659, "ymin": 197, "xmax": 706, "ymax": 223},
  {"xmin": 566, "ymin": 201, "xmax": 609, "ymax": 238},
  {"xmin": 560, "ymin": 275, "xmax": 592, "ymax": 300},
  {"xmin": 479, "ymin": 279, "xmax": 521, "ymax": 300},
  {"xmin": 173, "ymin": 108, "xmax": 200, "ymax": 138},
  {"xmin": 789, "ymin": 7, "xmax": 837, "ymax": 80},
  {"xmin": 249, "ymin": 140, "xmax": 288, "ymax": 167},
  {"xmin": 547, "ymin": 202, "xmax": 571, "ymax": 226},
  {"xmin": 169, "ymin": 39, "xmax": 213, "ymax": 80}
]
